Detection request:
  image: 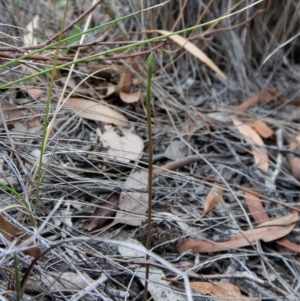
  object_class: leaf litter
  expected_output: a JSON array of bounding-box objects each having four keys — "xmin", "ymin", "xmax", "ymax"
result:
[{"xmin": 1, "ymin": 1, "xmax": 300, "ymax": 300}]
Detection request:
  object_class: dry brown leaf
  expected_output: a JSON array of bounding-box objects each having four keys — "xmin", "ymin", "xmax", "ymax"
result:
[
  {"xmin": 232, "ymin": 118, "xmax": 268, "ymax": 171},
  {"xmin": 65, "ymin": 98, "xmax": 128, "ymax": 127},
  {"xmin": 199, "ymin": 183, "xmax": 223, "ymax": 219},
  {"xmin": 114, "ymin": 169, "xmax": 148, "ymax": 226},
  {"xmin": 156, "ymin": 30, "xmax": 226, "ymax": 79},
  {"xmin": 276, "ymin": 237, "xmax": 300, "ymax": 252},
  {"xmin": 97, "ymin": 125, "xmax": 144, "ymax": 163},
  {"xmin": 23, "ymin": 15, "xmax": 39, "ymax": 46},
  {"xmin": 184, "ymin": 114, "xmax": 210, "ymax": 140},
  {"xmin": 118, "ymin": 71, "xmax": 132, "ymax": 93},
  {"xmin": 177, "ymin": 211, "xmax": 298, "ymax": 253},
  {"xmin": 22, "ymin": 16, "xmax": 40, "ymax": 77},
  {"xmin": 119, "ymin": 89, "xmax": 141, "ymax": 103},
  {"xmin": 243, "ymin": 189, "xmax": 269, "ymax": 224},
  {"xmin": 287, "ymin": 137, "xmax": 300, "ymax": 180},
  {"xmin": 27, "ymin": 88, "xmax": 44, "ymax": 99},
  {"xmin": 235, "ymin": 88, "xmax": 283, "ymax": 112},
  {"xmin": 163, "ymin": 140, "xmax": 188, "ymax": 161},
  {"xmin": 244, "ymin": 188, "xmax": 300, "ymax": 253},
  {"xmin": 249, "ymin": 120, "xmax": 273, "ymax": 139},
  {"xmin": 83, "ymin": 193, "xmax": 119, "ymax": 231},
  {"xmin": 0, "ymin": 98, "xmax": 27, "ymax": 132},
  {"xmin": 235, "ymin": 92, "xmax": 260, "ymax": 112},
  {"xmin": 288, "ymin": 156, "xmax": 300, "ymax": 180},
  {"xmin": 117, "ymin": 70, "xmax": 141, "ymax": 103},
  {"xmin": 189, "ymin": 281, "xmax": 245, "ymax": 301},
  {"xmin": 0, "ymin": 213, "xmax": 41, "ymax": 257}
]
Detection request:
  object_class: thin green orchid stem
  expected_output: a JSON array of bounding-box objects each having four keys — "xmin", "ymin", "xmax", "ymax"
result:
[{"xmin": 143, "ymin": 52, "xmax": 154, "ymax": 301}]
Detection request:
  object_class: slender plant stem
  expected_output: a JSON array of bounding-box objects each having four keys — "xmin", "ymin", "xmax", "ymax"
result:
[
  {"xmin": 143, "ymin": 52, "xmax": 154, "ymax": 301},
  {"xmin": 34, "ymin": 0, "xmax": 70, "ymax": 214}
]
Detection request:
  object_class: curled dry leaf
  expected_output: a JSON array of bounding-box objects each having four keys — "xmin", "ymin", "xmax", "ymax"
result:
[
  {"xmin": 0, "ymin": 213, "xmax": 41, "ymax": 258},
  {"xmin": 232, "ymin": 118, "xmax": 268, "ymax": 172},
  {"xmin": 118, "ymin": 71, "xmax": 132, "ymax": 94},
  {"xmin": 118, "ymin": 70, "xmax": 141, "ymax": 103},
  {"xmin": 189, "ymin": 281, "xmax": 246, "ymax": 301},
  {"xmin": 83, "ymin": 193, "xmax": 119, "ymax": 231},
  {"xmin": 243, "ymin": 189, "xmax": 269, "ymax": 224},
  {"xmin": 198, "ymin": 183, "xmax": 223, "ymax": 219},
  {"xmin": 156, "ymin": 30, "xmax": 226, "ymax": 79},
  {"xmin": 97, "ymin": 125, "xmax": 144, "ymax": 163},
  {"xmin": 114, "ymin": 169, "xmax": 148, "ymax": 226},
  {"xmin": 287, "ymin": 136, "xmax": 300, "ymax": 180},
  {"xmin": 65, "ymin": 98, "xmax": 129, "ymax": 127},
  {"xmin": 177, "ymin": 211, "xmax": 298, "ymax": 253},
  {"xmin": 119, "ymin": 89, "xmax": 141, "ymax": 103},
  {"xmin": 249, "ymin": 120, "xmax": 273, "ymax": 139}
]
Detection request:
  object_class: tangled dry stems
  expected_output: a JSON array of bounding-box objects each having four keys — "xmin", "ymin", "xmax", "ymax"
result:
[{"xmin": 0, "ymin": 0, "xmax": 300, "ymax": 300}]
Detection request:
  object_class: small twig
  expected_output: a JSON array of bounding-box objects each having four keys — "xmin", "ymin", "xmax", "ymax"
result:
[
  {"xmin": 154, "ymin": 153, "xmax": 231, "ymax": 173},
  {"xmin": 202, "ymin": 9, "xmax": 266, "ymax": 37},
  {"xmin": 0, "ymin": 41, "xmax": 165, "ymax": 62}
]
